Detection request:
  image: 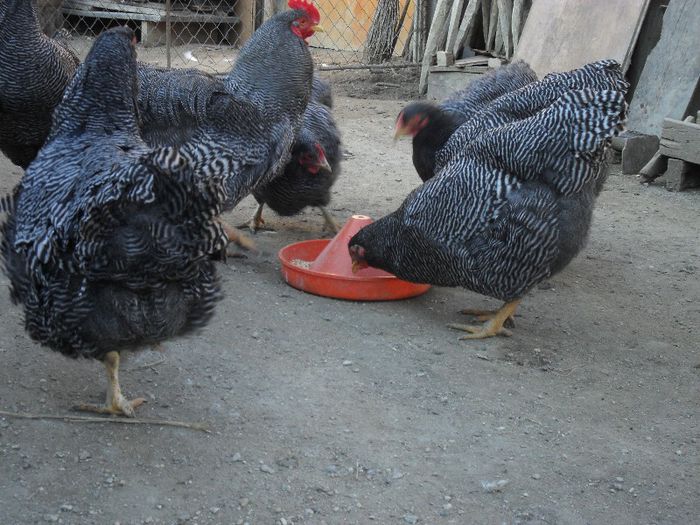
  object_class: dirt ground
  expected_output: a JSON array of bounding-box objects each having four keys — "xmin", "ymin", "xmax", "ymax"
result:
[{"xmin": 0, "ymin": 91, "xmax": 698, "ymax": 525}]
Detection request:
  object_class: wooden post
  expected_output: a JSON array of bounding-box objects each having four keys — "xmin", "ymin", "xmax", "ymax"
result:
[
  {"xmin": 445, "ymin": 0, "xmax": 466, "ymax": 55},
  {"xmin": 486, "ymin": 0, "xmax": 498, "ymax": 51},
  {"xmin": 496, "ymin": 0, "xmax": 512, "ymax": 59},
  {"xmin": 418, "ymin": 0, "xmax": 453, "ymax": 95},
  {"xmin": 511, "ymin": 0, "xmax": 525, "ymax": 49},
  {"xmin": 453, "ymin": 0, "xmax": 482, "ymax": 56}
]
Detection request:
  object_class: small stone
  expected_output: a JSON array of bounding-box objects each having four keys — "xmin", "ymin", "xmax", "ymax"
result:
[
  {"xmin": 279, "ymin": 519, "xmax": 288, "ymax": 525},
  {"xmin": 209, "ymin": 507, "xmax": 220, "ymax": 514},
  {"xmin": 251, "ymin": 332, "xmax": 259, "ymax": 339},
  {"xmin": 612, "ymin": 483, "xmax": 624, "ymax": 491},
  {"xmin": 342, "ymin": 360, "xmax": 353, "ymax": 366},
  {"xmin": 615, "ymin": 477, "xmax": 624, "ymax": 483},
  {"xmin": 676, "ymin": 449, "xmax": 682, "ymax": 455},
  {"xmin": 442, "ymin": 503, "xmax": 452, "ymax": 510},
  {"xmin": 44, "ymin": 515, "xmax": 59, "ymax": 523},
  {"xmin": 144, "ymin": 518, "xmax": 154, "ymax": 524},
  {"xmin": 403, "ymin": 514, "xmax": 418, "ymax": 524},
  {"xmin": 325, "ymin": 464, "xmax": 338, "ymax": 475},
  {"xmin": 392, "ymin": 470, "xmax": 405, "ymax": 479},
  {"xmin": 78, "ymin": 450, "xmax": 91, "ymax": 461},
  {"xmin": 231, "ymin": 452, "xmax": 242, "ymax": 462},
  {"xmin": 259, "ymin": 464, "xmax": 275, "ymax": 474},
  {"xmin": 239, "ymin": 498, "xmax": 249, "ymax": 507},
  {"xmin": 531, "ymin": 474, "xmax": 541, "ymax": 480},
  {"xmin": 105, "ymin": 476, "xmax": 114, "ymax": 484},
  {"xmin": 304, "ymin": 508, "xmax": 314, "ymax": 517},
  {"xmin": 60, "ymin": 504, "xmax": 73, "ymax": 512},
  {"xmin": 481, "ymin": 479, "xmax": 509, "ymax": 493}
]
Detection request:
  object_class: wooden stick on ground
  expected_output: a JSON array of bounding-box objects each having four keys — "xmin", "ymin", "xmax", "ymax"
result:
[{"xmin": 0, "ymin": 409, "xmax": 211, "ymax": 433}]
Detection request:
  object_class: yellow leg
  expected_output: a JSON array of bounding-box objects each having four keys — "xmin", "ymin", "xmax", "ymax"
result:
[
  {"xmin": 237, "ymin": 203, "xmax": 268, "ymax": 233},
  {"xmin": 319, "ymin": 206, "xmax": 340, "ymax": 233},
  {"xmin": 74, "ymin": 351, "xmax": 146, "ymax": 418},
  {"xmin": 447, "ymin": 299, "xmax": 521, "ymax": 339},
  {"xmin": 217, "ymin": 218, "xmax": 257, "ymax": 252}
]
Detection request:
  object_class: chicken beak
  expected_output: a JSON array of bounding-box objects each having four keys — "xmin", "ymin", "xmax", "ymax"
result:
[
  {"xmin": 317, "ymin": 156, "xmax": 332, "ymax": 174},
  {"xmin": 311, "ymin": 24, "xmax": 325, "ymax": 33},
  {"xmin": 394, "ymin": 122, "xmax": 409, "ymax": 141}
]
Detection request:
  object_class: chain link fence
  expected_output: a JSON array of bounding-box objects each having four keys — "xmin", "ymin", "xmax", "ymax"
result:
[{"xmin": 36, "ymin": 0, "xmax": 416, "ymax": 73}]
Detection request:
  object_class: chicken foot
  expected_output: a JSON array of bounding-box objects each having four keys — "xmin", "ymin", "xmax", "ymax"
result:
[
  {"xmin": 448, "ymin": 299, "xmax": 521, "ymax": 339},
  {"xmin": 459, "ymin": 307, "xmax": 515, "ymax": 328},
  {"xmin": 74, "ymin": 351, "xmax": 146, "ymax": 418}
]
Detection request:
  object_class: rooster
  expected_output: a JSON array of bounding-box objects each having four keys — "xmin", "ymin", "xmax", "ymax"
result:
[
  {"xmin": 0, "ymin": 0, "xmax": 79, "ymax": 168},
  {"xmin": 1, "ymin": 27, "xmax": 229, "ymax": 417},
  {"xmin": 349, "ymin": 61, "xmax": 628, "ymax": 339},
  {"xmin": 394, "ymin": 61, "xmax": 537, "ymax": 182}
]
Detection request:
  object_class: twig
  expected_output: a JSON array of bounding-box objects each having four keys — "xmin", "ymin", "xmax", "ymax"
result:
[
  {"xmin": 0, "ymin": 410, "xmax": 210, "ymax": 433},
  {"xmin": 127, "ymin": 356, "xmax": 166, "ymax": 371}
]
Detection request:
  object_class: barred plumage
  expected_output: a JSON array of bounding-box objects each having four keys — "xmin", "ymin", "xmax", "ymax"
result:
[
  {"xmin": 397, "ymin": 61, "xmax": 537, "ymax": 182},
  {"xmin": 1, "ymin": 27, "xmax": 227, "ymax": 362},
  {"xmin": 251, "ymin": 77, "xmax": 342, "ymax": 223},
  {"xmin": 136, "ymin": 8, "xmax": 316, "ymax": 213},
  {"xmin": 0, "ymin": 0, "xmax": 79, "ymax": 168},
  {"xmin": 349, "ymin": 61, "xmax": 628, "ymax": 338}
]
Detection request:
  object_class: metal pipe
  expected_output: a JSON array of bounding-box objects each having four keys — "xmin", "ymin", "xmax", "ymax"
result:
[{"xmin": 166, "ymin": 0, "xmax": 172, "ymax": 68}]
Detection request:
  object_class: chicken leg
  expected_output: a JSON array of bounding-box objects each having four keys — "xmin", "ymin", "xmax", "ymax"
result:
[
  {"xmin": 447, "ymin": 299, "xmax": 521, "ymax": 339},
  {"xmin": 74, "ymin": 351, "xmax": 145, "ymax": 417},
  {"xmin": 239, "ymin": 203, "xmax": 267, "ymax": 232},
  {"xmin": 319, "ymin": 206, "xmax": 340, "ymax": 233}
]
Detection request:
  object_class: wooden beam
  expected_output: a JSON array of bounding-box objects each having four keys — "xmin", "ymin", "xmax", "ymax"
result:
[
  {"xmin": 452, "ymin": 0, "xmax": 481, "ymax": 56},
  {"xmin": 659, "ymin": 118, "xmax": 700, "ymax": 165},
  {"xmin": 419, "ymin": 0, "xmax": 453, "ymax": 95}
]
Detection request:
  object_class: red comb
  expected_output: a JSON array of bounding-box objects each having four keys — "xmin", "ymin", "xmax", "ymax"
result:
[{"xmin": 288, "ymin": 0, "xmax": 320, "ymax": 23}]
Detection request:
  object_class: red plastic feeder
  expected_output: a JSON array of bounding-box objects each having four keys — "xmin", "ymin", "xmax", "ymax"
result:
[{"xmin": 278, "ymin": 215, "xmax": 431, "ymax": 301}]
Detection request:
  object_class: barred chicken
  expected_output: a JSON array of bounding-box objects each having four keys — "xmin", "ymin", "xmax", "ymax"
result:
[
  {"xmin": 137, "ymin": 0, "xmax": 322, "ymax": 248},
  {"xmin": 349, "ymin": 61, "xmax": 628, "ymax": 339},
  {"xmin": 1, "ymin": 27, "xmax": 229, "ymax": 416},
  {"xmin": 248, "ymin": 76, "xmax": 342, "ymax": 232},
  {"xmin": 395, "ymin": 61, "xmax": 537, "ymax": 182},
  {"xmin": 0, "ymin": 0, "xmax": 79, "ymax": 168}
]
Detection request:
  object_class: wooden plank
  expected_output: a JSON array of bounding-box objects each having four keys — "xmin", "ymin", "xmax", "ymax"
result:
[
  {"xmin": 659, "ymin": 118, "xmax": 700, "ymax": 165},
  {"xmin": 418, "ymin": 0, "xmax": 453, "ymax": 95},
  {"xmin": 511, "ymin": 0, "xmax": 524, "ymax": 49},
  {"xmin": 452, "ymin": 0, "xmax": 481, "ymax": 56},
  {"xmin": 628, "ymin": 0, "xmax": 700, "ymax": 136},
  {"xmin": 665, "ymin": 158, "xmax": 700, "ymax": 192},
  {"xmin": 454, "ymin": 56, "xmax": 489, "ymax": 66},
  {"xmin": 513, "ymin": 0, "xmax": 649, "ymax": 77},
  {"xmin": 486, "ymin": 0, "xmax": 498, "ymax": 51},
  {"xmin": 65, "ymin": 0, "xmax": 168, "ymax": 16},
  {"xmin": 445, "ymin": 0, "xmax": 465, "ymax": 54},
  {"xmin": 61, "ymin": 6, "xmax": 238, "ymax": 23},
  {"xmin": 496, "ymin": 0, "xmax": 512, "ymax": 59}
]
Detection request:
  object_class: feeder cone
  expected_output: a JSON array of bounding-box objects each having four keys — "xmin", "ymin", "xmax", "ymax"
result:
[
  {"xmin": 278, "ymin": 214, "xmax": 431, "ymax": 301},
  {"xmin": 310, "ymin": 215, "xmax": 384, "ymax": 277}
]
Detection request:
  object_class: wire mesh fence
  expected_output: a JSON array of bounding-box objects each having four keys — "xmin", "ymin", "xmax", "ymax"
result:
[{"xmin": 36, "ymin": 0, "xmax": 416, "ymax": 73}]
